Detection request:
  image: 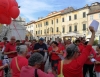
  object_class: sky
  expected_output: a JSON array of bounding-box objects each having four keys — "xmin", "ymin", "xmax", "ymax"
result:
[{"xmin": 16, "ymin": 0, "xmax": 100, "ymax": 22}]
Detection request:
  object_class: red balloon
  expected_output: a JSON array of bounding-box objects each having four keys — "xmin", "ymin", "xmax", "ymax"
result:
[
  {"xmin": 0, "ymin": 0, "xmax": 9, "ymax": 13},
  {"xmin": 8, "ymin": 0, "xmax": 18, "ymax": 9},
  {"xmin": 6, "ymin": 16, "xmax": 11, "ymax": 25},
  {"xmin": 9, "ymin": 6, "xmax": 20, "ymax": 19},
  {"xmin": 0, "ymin": 14, "xmax": 11, "ymax": 24}
]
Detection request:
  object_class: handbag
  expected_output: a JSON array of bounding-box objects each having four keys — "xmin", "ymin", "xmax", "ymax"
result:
[
  {"xmin": 58, "ymin": 60, "xmax": 64, "ymax": 77},
  {"xmin": 15, "ymin": 57, "xmax": 20, "ymax": 72}
]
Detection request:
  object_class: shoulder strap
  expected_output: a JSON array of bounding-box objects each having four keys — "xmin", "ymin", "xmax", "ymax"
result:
[
  {"xmin": 35, "ymin": 69, "xmax": 38, "ymax": 77},
  {"xmin": 60, "ymin": 60, "xmax": 63, "ymax": 74},
  {"xmin": 15, "ymin": 57, "xmax": 21, "ymax": 72}
]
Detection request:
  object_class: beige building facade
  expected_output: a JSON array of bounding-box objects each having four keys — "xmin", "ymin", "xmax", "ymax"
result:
[
  {"xmin": 26, "ymin": 2, "xmax": 100, "ymax": 41},
  {"xmin": 35, "ymin": 11, "xmax": 62, "ymax": 40},
  {"xmin": 87, "ymin": 2, "xmax": 100, "ymax": 41},
  {"xmin": 61, "ymin": 7, "xmax": 89, "ymax": 39}
]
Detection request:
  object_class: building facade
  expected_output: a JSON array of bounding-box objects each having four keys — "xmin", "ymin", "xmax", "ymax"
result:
[
  {"xmin": 87, "ymin": 2, "xmax": 100, "ymax": 41},
  {"xmin": 35, "ymin": 11, "xmax": 62, "ymax": 41},
  {"xmin": 25, "ymin": 21, "xmax": 35, "ymax": 40},
  {"xmin": 61, "ymin": 6, "xmax": 89, "ymax": 39},
  {"xmin": 27, "ymin": 2, "xmax": 100, "ymax": 41}
]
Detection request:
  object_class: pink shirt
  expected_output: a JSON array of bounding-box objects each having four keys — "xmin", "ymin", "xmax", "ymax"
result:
[{"xmin": 20, "ymin": 66, "xmax": 54, "ymax": 77}]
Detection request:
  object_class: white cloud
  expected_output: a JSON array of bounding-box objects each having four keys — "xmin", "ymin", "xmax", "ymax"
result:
[
  {"xmin": 17, "ymin": 0, "xmax": 54, "ymax": 21},
  {"xmin": 86, "ymin": 0, "xmax": 100, "ymax": 3}
]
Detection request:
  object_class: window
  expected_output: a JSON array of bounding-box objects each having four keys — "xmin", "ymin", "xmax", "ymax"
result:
[
  {"xmin": 62, "ymin": 18, "xmax": 64, "ymax": 22},
  {"xmin": 46, "ymin": 21, "xmax": 48, "ymax": 25},
  {"xmin": 38, "ymin": 24, "xmax": 39, "ymax": 27},
  {"xmin": 69, "ymin": 26, "xmax": 72, "ymax": 32},
  {"xmin": 36, "ymin": 25, "xmax": 37, "ymax": 28},
  {"xmin": 31, "ymin": 30, "xmax": 33, "ymax": 33},
  {"xmin": 51, "ymin": 20, "xmax": 53, "ymax": 24},
  {"xmin": 56, "ymin": 19, "xmax": 58, "ymax": 23},
  {"xmin": 51, "ymin": 27, "xmax": 53, "ymax": 33},
  {"xmin": 52, "ymin": 28, "xmax": 53, "ymax": 33},
  {"xmin": 74, "ymin": 25, "xmax": 77, "ymax": 32},
  {"xmin": 41, "ymin": 24, "xmax": 42, "ymax": 27},
  {"xmin": 47, "ymin": 28, "xmax": 49, "ymax": 33},
  {"xmin": 56, "ymin": 27, "xmax": 59, "ymax": 32},
  {"xmin": 44, "ymin": 29, "xmax": 46, "ymax": 34},
  {"xmin": 83, "ymin": 24, "xmax": 86, "ymax": 31},
  {"xmin": 90, "ymin": 15, "xmax": 93, "ymax": 20},
  {"xmin": 38, "ymin": 30, "xmax": 40, "ymax": 34},
  {"xmin": 41, "ymin": 30, "xmax": 42, "ymax": 34},
  {"xmin": 69, "ymin": 16, "xmax": 71, "ymax": 21},
  {"xmin": 83, "ymin": 12, "xmax": 86, "ymax": 18},
  {"xmin": 36, "ymin": 31, "xmax": 37, "ymax": 34},
  {"xmin": 74, "ymin": 14, "xmax": 77, "ymax": 20},
  {"xmin": 62, "ymin": 27, "xmax": 65, "ymax": 33}
]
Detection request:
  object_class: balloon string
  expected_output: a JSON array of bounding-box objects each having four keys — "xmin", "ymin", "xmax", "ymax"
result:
[{"xmin": 13, "ymin": 21, "xmax": 22, "ymax": 40}]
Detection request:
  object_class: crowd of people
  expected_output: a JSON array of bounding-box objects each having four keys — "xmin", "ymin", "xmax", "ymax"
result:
[{"xmin": 0, "ymin": 26, "xmax": 100, "ymax": 77}]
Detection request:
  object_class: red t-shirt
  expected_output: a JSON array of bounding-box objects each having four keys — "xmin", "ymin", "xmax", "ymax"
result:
[
  {"xmin": 78, "ymin": 43, "xmax": 85, "ymax": 53},
  {"xmin": 58, "ymin": 43, "xmax": 65, "ymax": 51},
  {"xmin": 95, "ymin": 55, "xmax": 100, "ymax": 72},
  {"xmin": 4, "ymin": 43, "xmax": 17, "ymax": 58},
  {"xmin": 10, "ymin": 56, "xmax": 28, "ymax": 77},
  {"xmin": 58, "ymin": 45, "xmax": 92, "ymax": 77},
  {"xmin": 85, "ymin": 48, "xmax": 96, "ymax": 64},
  {"xmin": 48, "ymin": 47, "xmax": 61, "ymax": 60}
]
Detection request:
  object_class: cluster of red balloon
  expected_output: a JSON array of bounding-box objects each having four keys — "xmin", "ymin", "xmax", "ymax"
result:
[{"xmin": 0, "ymin": 0, "xmax": 20, "ymax": 25}]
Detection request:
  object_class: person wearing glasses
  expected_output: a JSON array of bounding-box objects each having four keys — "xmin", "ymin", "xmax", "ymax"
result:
[
  {"xmin": 58, "ymin": 26, "xmax": 95, "ymax": 77},
  {"xmin": 4, "ymin": 36, "xmax": 17, "ymax": 62}
]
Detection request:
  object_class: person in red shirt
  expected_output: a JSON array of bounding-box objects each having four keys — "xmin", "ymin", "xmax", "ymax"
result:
[
  {"xmin": 25, "ymin": 42, "xmax": 31, "ymax": 59},
  {"xmin": 10, "ymin": 45, "xmax": 28, "ymax": 77},
  {"xmin": 1, "ymin": 37, "xmax": 9, "ymax": 76},
  {"xmin": 30, "ymin": 39, "xmax": 37, "ymax": 54},
  {"xmin": 83, "ymin": 41, "xmax": 96, "ymax": 77},
  {"xmin": 49, "ymin": 41, "xmax": 63, "ymax": 73},
  {"xmin": 75, "ymin": 39, "xmax": 85, "ymax": 53},
  {"xmin": 4, "ymin": 36, "xmax": 17, "ymax": 62},
  {"xmin": 57, "ymin": 38, "xmax": 65, "ymax": 51},
  {"xmin": 58, "ymin": 26, "xmax": 95, "ymax": 77},
  {"xmin": 94, "ymin": 44, "xmax": 100, "ymax": 77}
]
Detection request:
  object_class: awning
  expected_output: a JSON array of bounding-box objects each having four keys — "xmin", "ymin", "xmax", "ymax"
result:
[{"xmin": 63, "ymin": 32, "xmax": 84, "ymax": 37}]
